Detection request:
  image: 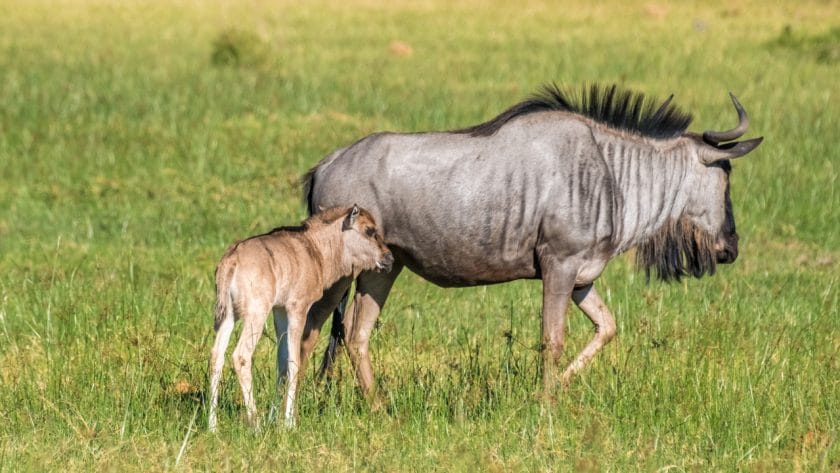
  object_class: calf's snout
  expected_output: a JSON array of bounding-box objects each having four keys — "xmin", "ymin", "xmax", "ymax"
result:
[{"xmin": 377, "ymin": 252, "xmax": 395, "ymax": 272}]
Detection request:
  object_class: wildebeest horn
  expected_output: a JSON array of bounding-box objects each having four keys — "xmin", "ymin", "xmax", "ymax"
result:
[
  {"xmin": 700, "ymin": 136, "xmax": 764, "ymax": 164},
  {"xmin": 703, "ymin": 92, "xmax": 749, "ymax": 145}
]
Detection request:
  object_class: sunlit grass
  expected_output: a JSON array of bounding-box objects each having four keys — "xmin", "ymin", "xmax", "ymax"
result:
[{"xmin": 0, "ymin": 0, "xmax": 837, "ymax": 470}]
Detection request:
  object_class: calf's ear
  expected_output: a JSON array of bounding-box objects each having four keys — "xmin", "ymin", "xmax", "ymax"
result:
[{"xmin": 342, "ymin": 204, "xmax": 360, "ymax": 231}]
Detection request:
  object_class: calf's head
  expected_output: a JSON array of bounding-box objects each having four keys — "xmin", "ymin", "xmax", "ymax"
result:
[{"xmin": 341, "ymin": 205, "xmax": 394, "ymax": 273}]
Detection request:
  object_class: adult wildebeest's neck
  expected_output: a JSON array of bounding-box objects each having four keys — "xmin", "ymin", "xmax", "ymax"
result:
[{"xmin": 594, "ymin": 131, "xmax": 691, "ymax": 255}]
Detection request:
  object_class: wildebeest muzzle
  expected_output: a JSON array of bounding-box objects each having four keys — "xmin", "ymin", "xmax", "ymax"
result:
[{"xmin": 716, "ymin": 233, "xmax": 739, "ymax": 264}]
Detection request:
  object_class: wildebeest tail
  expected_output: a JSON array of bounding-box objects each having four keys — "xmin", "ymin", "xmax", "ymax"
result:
[
  {"xmin": 214, "ymin": 259, "xmax": 235, "ymax": 331},
  {"xmin": 302, "ymin": 166, "xmax": 318, "ymax": 217},
  {"xmin": 318, "ymin": 289, "xmax": 349, "ymax": 380}
]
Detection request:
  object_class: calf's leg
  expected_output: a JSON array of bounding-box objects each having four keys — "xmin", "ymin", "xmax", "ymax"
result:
[
  {"xmin": 273, "ymin": 307, "xmax": 289, "ymax": 386},
  {"xmin": 283, "ymin": 303, "xmax": 308, "ymax": 427},
  {"xmin": 208, "ymin": 315, "xmax": 235, "ymax": 432},
  {"xmin": 232, "ymin": 300, "xmax": 270, "ymax": 427},
  {"xmin": 299, "ymin": 277, "xmax": 353, "ymax": 379}
]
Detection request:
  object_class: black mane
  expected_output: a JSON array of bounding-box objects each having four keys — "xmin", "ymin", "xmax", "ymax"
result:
[{"xmin": 456, "ymin": 83, "xmax": 693, "ymax": 140}]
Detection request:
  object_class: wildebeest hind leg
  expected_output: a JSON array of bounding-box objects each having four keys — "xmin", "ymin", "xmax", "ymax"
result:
[
  {"xmin": 345, "ymin": 265, "xmax": 403, "ymax": 404},
  {"xmin": 561, "ymin": 284, "xmax": 616, "ymax": 386}
]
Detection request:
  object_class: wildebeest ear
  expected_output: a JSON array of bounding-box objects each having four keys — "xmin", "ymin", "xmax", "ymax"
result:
[
  {"xmin": 701, "ymin": 137, "xmax": 763, "ymax": 164},
  {"xmin": 342, "ymin": 204, "xmax": 360, "ymax": 231}
]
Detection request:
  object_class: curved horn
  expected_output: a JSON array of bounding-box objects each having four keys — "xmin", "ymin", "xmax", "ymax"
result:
[{"xmin": 703, "ymin": 92, "xmax": 749, "ymax": 144}]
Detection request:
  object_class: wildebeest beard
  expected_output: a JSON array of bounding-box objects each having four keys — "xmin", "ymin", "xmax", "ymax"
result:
[{"xmin": 635, "ymin": 216, "xmax": 718, "ymax": 282}]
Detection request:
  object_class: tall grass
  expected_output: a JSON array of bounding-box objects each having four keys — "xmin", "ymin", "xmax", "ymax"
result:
[{"xmin": 0, "ymin": 0, "xmax": 837, "ymax": 470}]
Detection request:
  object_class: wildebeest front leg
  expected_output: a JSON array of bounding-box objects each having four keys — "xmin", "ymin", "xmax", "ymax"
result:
[
  {"xmin": 561, "ymin": 284, "xmax": 616, "ymax": 385},
  {"xmin": 344, "ymin": 265, "xmax": 402, "ymax": 402},
  {"xmin": 540, "ymin": 260, "xmax": 576, "ymax": 397}
]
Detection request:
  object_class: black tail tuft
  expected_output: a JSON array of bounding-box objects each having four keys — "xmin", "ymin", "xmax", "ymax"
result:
[
  {"xmin": 302, "ymin": 166, "xmax": 318, "ymax": 216},
  {"xmin": 318, "ymin": 289, "xmax": 349, "ymax": 380}
]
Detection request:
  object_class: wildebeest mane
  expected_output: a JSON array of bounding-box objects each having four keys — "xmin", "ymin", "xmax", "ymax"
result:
[
  {"xmin": 457, "ymin": 83, "xmax": 693, "ymax": 140},
  {"xmin": 635, "ymin": 217, "xmax": 718, "ymax": 282}
]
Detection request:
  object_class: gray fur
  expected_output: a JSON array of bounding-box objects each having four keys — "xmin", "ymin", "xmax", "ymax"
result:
[{"xmin": 304, "ymin": 90, "xmax": 762, "ymax": 393}]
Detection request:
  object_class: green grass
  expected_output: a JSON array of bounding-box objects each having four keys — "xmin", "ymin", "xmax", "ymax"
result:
[{"xmin": 0, "ymin": 0, "xmax": 837, "ymax": 470}]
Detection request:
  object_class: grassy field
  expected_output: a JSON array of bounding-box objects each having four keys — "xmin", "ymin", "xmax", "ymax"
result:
[{"xmin": 0, "ymin": 0, "xmax": 837, "ymax": 470}]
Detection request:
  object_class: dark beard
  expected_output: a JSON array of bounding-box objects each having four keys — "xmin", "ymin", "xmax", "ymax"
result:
[{"xmin": 635, "ymin": 217, "xmax": 718, "ymax": 282}]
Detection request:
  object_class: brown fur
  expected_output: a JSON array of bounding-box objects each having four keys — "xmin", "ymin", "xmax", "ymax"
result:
[
  {"xmin": 213, "ymin": 207, "xmax": 372, "ymax": 328},
  {"xmin": 208, "ymin": 206, "xmax": 392, "ymax": 430}
]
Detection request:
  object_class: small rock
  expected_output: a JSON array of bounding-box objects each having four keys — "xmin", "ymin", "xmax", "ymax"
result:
[
  {"xmin": 389, "ymin": 40, "xmax": 414, "ymax": 57},
  {"xmin": 644, "ymin": 4, "xmax": 669, "ymax": 20}
]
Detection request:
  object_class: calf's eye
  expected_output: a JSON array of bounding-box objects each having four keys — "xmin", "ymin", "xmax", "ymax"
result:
[{"xmin": 365, "ymin": 227, "xmax": 375, "ymax": 237}]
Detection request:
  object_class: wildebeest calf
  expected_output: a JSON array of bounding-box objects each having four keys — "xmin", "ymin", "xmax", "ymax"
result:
[{"xmin": 208, "ymin": 205, "xmax": 393, "ymax": 431}]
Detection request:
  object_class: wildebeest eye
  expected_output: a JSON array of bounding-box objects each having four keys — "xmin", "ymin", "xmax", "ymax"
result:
[{"xmin": 365, "ymin": 227, "xmax": 375, "ymax": 237}]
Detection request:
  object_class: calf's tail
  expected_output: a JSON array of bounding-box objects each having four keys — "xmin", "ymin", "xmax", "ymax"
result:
[{"xmin": 214, "ymin": 259, "xmax": 235, "ymax": 331}]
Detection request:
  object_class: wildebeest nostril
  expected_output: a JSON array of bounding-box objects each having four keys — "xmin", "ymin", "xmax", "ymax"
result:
[{"xmin": 717, "ymin": 246, "xmax": 738, "ymax": 264}]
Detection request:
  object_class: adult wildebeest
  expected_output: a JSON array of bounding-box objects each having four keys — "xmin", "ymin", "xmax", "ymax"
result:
[
  {"xmin": 208, "ymin": 206, "xmax": 393, "ymax": 430},
  {"xmin": 291, "ymin": 84, "xmax": 762, "ymax": 398}
]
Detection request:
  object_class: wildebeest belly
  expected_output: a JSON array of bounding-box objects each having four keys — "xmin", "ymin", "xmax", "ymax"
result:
[{"xmin": 388, "ymin": 240, "xmax": 539, "ymax": 287}]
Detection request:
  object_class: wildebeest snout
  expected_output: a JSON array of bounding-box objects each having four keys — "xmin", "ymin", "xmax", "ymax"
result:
[
  {"xmin": 716, "ymin": 233, "xmax": 739, "ymax": 264},
  {"xmin": 377, "ymin": 252, "xmax": 395, "ymax": 272}
]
